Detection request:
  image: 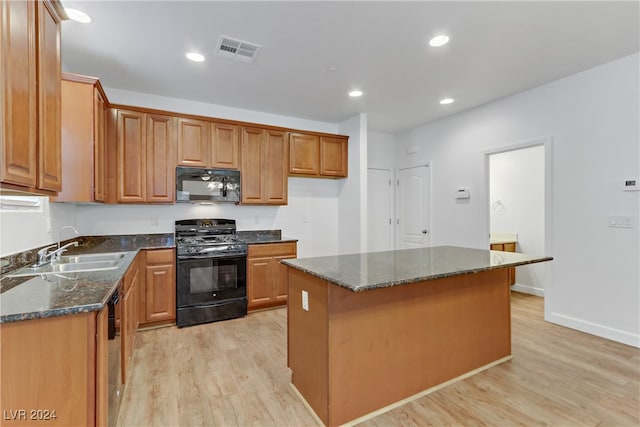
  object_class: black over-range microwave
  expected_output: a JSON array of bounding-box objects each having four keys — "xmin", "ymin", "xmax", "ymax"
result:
[{"xmin": 176, "ymin": 167, "xmax": 241, "ymax": 203}]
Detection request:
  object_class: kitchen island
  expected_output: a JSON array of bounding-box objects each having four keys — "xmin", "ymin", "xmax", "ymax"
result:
[{"xmin": 282, "ymin": 246, "xmax": 552, "ymax": 427}]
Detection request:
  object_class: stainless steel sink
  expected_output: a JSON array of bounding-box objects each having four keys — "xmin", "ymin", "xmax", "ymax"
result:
[
  {"xmin": 5, "ymin": 252, "xmax": 128, "ymax": 277},
  {"xmin": 57, "ymin": 252, "xmax": 127, "ymax": 264}
]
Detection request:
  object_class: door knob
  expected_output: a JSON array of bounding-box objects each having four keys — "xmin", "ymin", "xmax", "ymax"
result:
[{"xmin": 422, "ymin": 229, "xmax": 428, "ymax": 234}]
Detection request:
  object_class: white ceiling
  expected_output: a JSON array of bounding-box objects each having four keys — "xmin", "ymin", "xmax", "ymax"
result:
[{"xmin": 60, "ymin": 1, "xmax": 640, "ymax": 134}]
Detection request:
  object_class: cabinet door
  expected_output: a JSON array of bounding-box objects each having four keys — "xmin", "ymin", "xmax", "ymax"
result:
[
  {"xmin": 247, "ymin": 257, "xmax": 273, "ymax": 309},
  {"xmin": 211, "ymin": 122, "xmax": 239, "ymax": 169},
  {"xmin": 116, "ymin": 110, "xmax": 146, "ymax": 202},
  {"xmin": 264, "ymin": 129, "xmax": 288, "ymax": 205},
  {"xmin": 177, "ymin": 118, "xmax": 209, "ymax": 167},
  {"xmin": 94, "ymin": 88, "xmax": 106, "ymax": 202},
  {"xmin": 289, "ymin": 133, "xmax": 319, "ymax": 175},
  {"xmin": 143, "ymin": 249, "xmax": 176, "ymax": 324},
  {"xmin": 241, "ymin": 127, "xmax": 265, "ymax": 203},
  {"xmin": 0, "ymin": 0, "xmax": 38, "ymax": 188},
  {"xmin": 36, "ymin": 0, "xmax": 62, "ymax": 191},
  {"xmin": 320, "ymin": 136, "xmax": 348, "ymax": 177},
  {"xmin": 273, "ymin": 254, "xmax": 295, "ymax": 303},
  {"xmin": 146, "ymin": 114, "xmax": 175, "ymax": 203}
]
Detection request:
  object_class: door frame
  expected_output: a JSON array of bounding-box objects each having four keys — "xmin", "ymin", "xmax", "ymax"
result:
[
  {"xmin": 483, "ymin": 137, "xmax": 553, "ymax": 298},
  {"xmin": 395, "ymin": 163, "xmax": 432, "ymax": 249}
]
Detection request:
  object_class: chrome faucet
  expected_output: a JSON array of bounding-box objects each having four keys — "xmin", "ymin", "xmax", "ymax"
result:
[
  {"xmin": 58, "ymin": 225, "xmax": 79, "ymax": 249},
  {"xmin": 33, "ymin": 226, "xmax": 80, "ymax": 267}
]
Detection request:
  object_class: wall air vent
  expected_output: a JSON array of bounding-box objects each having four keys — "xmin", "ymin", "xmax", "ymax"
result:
[{"xmin": 216, "ymin": 36, "xmax": 261, "ymax": 63}]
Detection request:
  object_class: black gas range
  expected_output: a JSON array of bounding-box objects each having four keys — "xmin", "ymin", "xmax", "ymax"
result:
[{"xmin": 175, "ymin": 219, "xmax": 247, "ymax": 327}]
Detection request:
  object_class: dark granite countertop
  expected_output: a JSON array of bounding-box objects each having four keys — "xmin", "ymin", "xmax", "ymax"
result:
[
  {"xmin": 237, "ymin": 229, "xmax": 298, "ymax": 244},
  {"xmin": 281, "ymin": 245, "xmax": 552, "ymax": 292},
  {"xmin": 0, "ymin": 234, "xmax": 175, "ymax": 324},
  {"xmin": 0, "ymin": 251, "xmax": 137, "ymax": 323}
]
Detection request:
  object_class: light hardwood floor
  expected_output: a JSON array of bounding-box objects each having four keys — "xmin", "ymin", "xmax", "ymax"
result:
[{"xmin": 117, "ymin": 293, "xmax": 639, "ymax": 426}]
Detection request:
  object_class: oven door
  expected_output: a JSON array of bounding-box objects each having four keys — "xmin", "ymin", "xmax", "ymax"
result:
[{"xmin": 176, "ymin": 254, "xmax": 246, "ymax": 307}]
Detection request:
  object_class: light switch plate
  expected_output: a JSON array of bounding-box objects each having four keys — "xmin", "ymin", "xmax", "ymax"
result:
[{"xmin": 302, "ymin": 290, "xmax": 309, "ymax": 311}]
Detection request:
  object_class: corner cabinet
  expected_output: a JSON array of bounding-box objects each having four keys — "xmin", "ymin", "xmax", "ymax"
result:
[
  {"xmin": 1, "ymin": 0, "xmax": 65, "ymax": 194},
  {"xmin": 241, "ymin": 127, "xmax": 288, "ymax": 205},
  {"xmin": 139, "ymin": 248, "xmax": 176, "ymax": 327},
  {"xmin": 247, "ymin": 242, "xmax": 297, "ymax": 310},
  {"xmin": 54, "ymin": 74, "xmax": 107, "ymax": 203},
  {"xmin": 106, "ymin": 108, "xmax": 175, "ymax": 203}
]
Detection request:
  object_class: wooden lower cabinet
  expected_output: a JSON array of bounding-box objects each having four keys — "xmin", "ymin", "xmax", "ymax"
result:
[
  {"xmin": 0, "ymin": 308, "xmax": 108, "ymax": 426},
  {"xmin": 138, "ymin": 248, "xmax": 176, "ymax": 327},
  {"xmin": 247, "ymin": 242, "xmax": 297, "ymax": 310},
  {"xmin": 490, "ymin": 242, "xmax": 517, "ymax": 285}
]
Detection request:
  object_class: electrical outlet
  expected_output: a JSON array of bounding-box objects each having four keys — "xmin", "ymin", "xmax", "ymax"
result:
[
  {"xmin": 608, "ymin": 215, "xmax": 633, "ymax": 228},
  {"xmin": 150, "ymin": 215, "xmax": 159, "ymax": 226},
  {"xmin": 302, "ymin": 290, "xmax": 309, "ymax": 311}
]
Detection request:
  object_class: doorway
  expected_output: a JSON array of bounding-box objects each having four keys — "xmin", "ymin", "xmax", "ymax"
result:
[
  {"xmin": 395, "ymin": 165, "xmax": 431, "ymax": 249},
  {"xmin": 486, "ymin": 139, "xmax": 551, "ymax": 297}
]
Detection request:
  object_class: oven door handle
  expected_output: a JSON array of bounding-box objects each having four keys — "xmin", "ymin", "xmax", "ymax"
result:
[{"xmin": 177, "ymin": 254, "xmax": 246, "ymax": 261}]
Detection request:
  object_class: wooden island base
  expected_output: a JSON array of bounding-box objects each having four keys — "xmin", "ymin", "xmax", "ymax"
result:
[{"xmin": 287, "ymin": 268, "xmax": 512, "ymax": 427}]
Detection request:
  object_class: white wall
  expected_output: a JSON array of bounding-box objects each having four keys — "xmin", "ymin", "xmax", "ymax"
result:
[
  {"xmin": 105, "ymin": 87, "xmax": 339, "ymax": 135},
  {"xmin": 337, "ymin": 114, "xmax": 368, "ymax": 255},
  {"xmin": 0, "ymin": 198, "xmax": 78, "ymax": 256},
  {"xmin": 490, "ymin": 146, "xmax": 546, "ymax": 296},
  {"xmin": 395, "ymin": 53, "xmax": 640, "ymax": 347},
  {"xmin": 368, "ymin": 131, "xmax": 397, "ymax": 170}
]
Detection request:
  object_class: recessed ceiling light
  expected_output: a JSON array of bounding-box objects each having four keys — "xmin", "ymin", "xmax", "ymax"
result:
[
  {"xmin": 440, "ymin": 98, "xmax": 454, "ymax": 105},
  {"xmin": 349, "ymin": 90, "xmax": 363, "ymax": 97},
  {"xmin": 429, "ymin": 35, "xmax": 450, "ymax": 47},
  {"xmin": 186, "ymin": 52, "xmax": 205, "ymax": 62},
  {"xmin": 65, "ymin": 8, "xmax": 91, "ymax": 24}
]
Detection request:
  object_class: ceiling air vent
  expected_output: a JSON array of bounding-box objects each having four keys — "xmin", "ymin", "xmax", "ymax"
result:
[{"xmin": 216, "ymin": 36, "xmax": 261, "ymax": 63}]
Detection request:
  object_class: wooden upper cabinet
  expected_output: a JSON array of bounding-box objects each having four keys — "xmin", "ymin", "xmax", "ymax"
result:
[
  {"xmin": 320, "ymin": 136, "xmax": 348, "ymax": 177},
  {"xmin": 288, "ymin": 132, "xmax": 348, "ymax": 178},
  {"xmin": 1, "ymin": 0, "xmax": 64, "ymax": 193},
  {"xmin": 264, "ymin": 129, "xmax": 288, "ymax": 204},
  {"xmin": 177, "ymin": 118, "xmax": 209, "ymax": 167},
  {"xmin": 146, "ymin": 114, "xmax": 175, "ymax": 203},
  {"xmin": 289, "ymin": 133, "xmax": 319, "ymax": 175},
  {"xmin": 241, "ymin": 127, "xmax": 288, "ymax": 205},
  {"xmin": 240, "ymin": 127, "xmax": 265, "ymax": 204},
  {"xmin": 37, "ymin": 0, "xmax": 63, "ymax": 192},
  {"xmin": 0, "ymin": 0, "xmax": 37, "ymax": 188},
  {"xmin": 211, "ymin": 122, "xmax": 240, "ymax": 169},
  {"xmin": 55, "ymin": 74, "xmax": 107, "ymax": 203},
  {"xmin": 116, "ymin": 110, "xmax": 146, "ymax": 202}
]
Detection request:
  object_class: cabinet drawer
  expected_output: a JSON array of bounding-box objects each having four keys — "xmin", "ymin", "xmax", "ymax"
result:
[
  {"xmin": 146, "ymin": 248, "xmax": 175, "ymax": 264},
  {"xmin": 248, "ymin": 242, "xmax": 297, "ymax": 258}
]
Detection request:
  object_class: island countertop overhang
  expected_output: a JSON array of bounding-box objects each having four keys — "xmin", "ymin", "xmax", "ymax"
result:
[{"xmin": 281, "ymin": 245, "xmax": 552, "ymax": 292}]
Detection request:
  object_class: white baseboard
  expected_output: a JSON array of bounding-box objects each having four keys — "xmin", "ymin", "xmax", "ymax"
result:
[
  {"xmin": 547, "ymin": 312, "xmax": 640, "ymax": 348},
  {"xmin": 511, "ymin": 283, "xmax": 545, "ymax": 297}
]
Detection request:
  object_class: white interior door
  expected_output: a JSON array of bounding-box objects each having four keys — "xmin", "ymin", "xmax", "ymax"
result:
[
  {"xmin": 396, "ymin": 165, "xmax": 430, "ymax": 249},
  {"xmin": 367, "ymin": 168, "xmax": 393, "ymax": 252}
]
